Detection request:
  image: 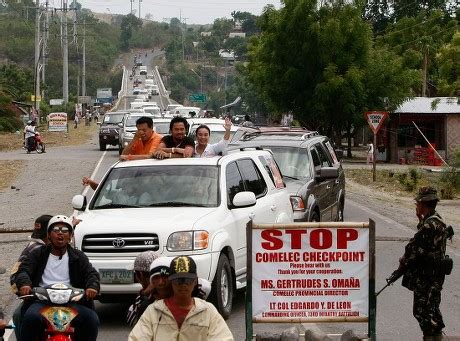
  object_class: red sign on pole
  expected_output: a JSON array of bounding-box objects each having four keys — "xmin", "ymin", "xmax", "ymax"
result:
[{"xmin": 365, "ymin": 111, "xmax": 388, "ymax": 134}]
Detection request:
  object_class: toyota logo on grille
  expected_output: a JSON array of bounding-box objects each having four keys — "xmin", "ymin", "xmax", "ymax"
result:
[{"xmin": 112, "ymin": 238, "xmax": 126, "ymax": 248}]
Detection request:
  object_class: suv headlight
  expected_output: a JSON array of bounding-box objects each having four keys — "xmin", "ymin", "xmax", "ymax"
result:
[
  {"xmin": 100, "ymin": 128, "xmax": 110, "ymax": 133},
  {"xmin": 290, "ymin": 196, "xmax": 305, "ymax": 211},
  {"xmin": 167, "ymin": 230, "xmax": 209, "ymax": 251},
  {"xmin": 123, "ymin": 132, "xmax": 134, "ymax": 139}
]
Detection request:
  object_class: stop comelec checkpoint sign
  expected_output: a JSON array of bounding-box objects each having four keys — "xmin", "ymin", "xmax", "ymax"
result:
[{"xmin": 245, "ymin": 221, "xmax": 377, "ymax": 340}]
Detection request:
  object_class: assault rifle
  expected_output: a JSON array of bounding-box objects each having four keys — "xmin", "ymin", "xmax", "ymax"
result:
[{"xmin": 376, "ymin": 263, "xmax": 406, "ymax": 297}]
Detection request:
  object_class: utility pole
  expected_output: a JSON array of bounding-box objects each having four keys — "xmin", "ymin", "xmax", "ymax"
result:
[
  {"xmin": 421, "ymin": 47, "xmax": 428, "ymax": 97},
  {"xmin": 62, "ymin": 0, "xmax": 69, "ymax": 104},
  {"xmin": 130, "ymin": 0, "xmax": 134, "ymax": 15},
  {"xmin": 34, "ymin": 0, "xmax": 41, "ymax": 120},
  {"xmin": 41, "ymin": 0, "xmax": 49, "ymax": 104},
  {"xmin": 138, "ymin": 0, "xmax": 142, "ymax": 19},
  {"xmin": 82, "ymin": 19, "xmax": 86, "ymax": 96},
  {"xmin": 178, "ymin": 11, "xmax": 188, "ymax": 62}
]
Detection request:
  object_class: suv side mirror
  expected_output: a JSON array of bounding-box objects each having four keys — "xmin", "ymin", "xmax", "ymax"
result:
[
  {"xmin": 118, "ymin": 123, "xmax": 123, "ymax": 128},
  {"xmin": 315, "ymin": 167, "xmax": 339, "ymax": 181},
  {"xmin": 232, "ymin": 191, "xmax": 256, "ymax": 208},
  {"xmin": 72, "ymin": 194, "xmax": 87, "ymax": 211}
]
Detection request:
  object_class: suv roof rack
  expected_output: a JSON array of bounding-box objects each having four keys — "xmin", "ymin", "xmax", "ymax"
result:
[
  {"xmin": 300, "ymin": 131, "xmax": 319, "ymax": 140},
  {"xmin": 240, "ymin": 128, "xmax": 319, "ymax": 141}
]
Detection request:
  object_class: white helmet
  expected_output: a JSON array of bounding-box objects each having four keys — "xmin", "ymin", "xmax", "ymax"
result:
[{"xmin": 47, "ymin": 215, "xmax": 73, "ymax": 233}]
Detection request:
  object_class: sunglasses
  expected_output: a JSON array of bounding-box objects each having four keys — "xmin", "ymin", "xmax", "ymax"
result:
[
  {"xmin": 50, "ymin": 226, "xmax": 71, "ymax": 233},
  {"xmin": 171, "ymin": 278, "xmax": 195, "ymax": 285}
]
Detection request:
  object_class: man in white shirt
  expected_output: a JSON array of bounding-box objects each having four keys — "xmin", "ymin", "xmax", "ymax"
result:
[
  {"xmin": 15, "ymin": 215, "xmax": 100, "ymax": 341},
  {"xmin": 24, "ymin": 120, "xmax": 36, "ymax": 153}
]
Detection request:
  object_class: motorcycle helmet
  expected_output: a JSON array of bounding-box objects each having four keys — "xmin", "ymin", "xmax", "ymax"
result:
[{"xmin": 47, "ymin": 215, "xmax": 74, "ymax": 234}]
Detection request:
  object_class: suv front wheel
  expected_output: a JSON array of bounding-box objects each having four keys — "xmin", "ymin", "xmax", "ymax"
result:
[
  {"xmin": 99, "ymin": 141, "xmax": 106, "ymax": 151},
  {"xmin": 337, "ymin": 201, "xmax": 344, "ymax": 222},
  {"xmin": 211, "ymin": 254, "xmax": 233, "ymax": 319}
]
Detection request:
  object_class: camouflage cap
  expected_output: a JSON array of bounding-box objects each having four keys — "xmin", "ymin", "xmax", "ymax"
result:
[
  {"xmin": 414, "ymin": 186, "xmax": 439, "ymax": 202},
  {"xmin": 133, "ymin": 251, "xmax": 159, "ymax": 272}
]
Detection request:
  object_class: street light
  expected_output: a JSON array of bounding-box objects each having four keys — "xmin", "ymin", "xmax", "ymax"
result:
[{"xmin": 191, "ymin": 69, "xmax": 202, "ymax": 93}]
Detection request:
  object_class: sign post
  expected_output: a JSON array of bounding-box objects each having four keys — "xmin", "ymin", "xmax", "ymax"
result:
[
  {"xmin": 48, "ymin": 112, "xmax": 68, "ymax": 132},
  {"xmin": 188, "ymin": 93, "xmax": 206, "ymax": 103},
  {"xmin": 365, "ymin": 111, "xmax": 388, "ymax": 181}
]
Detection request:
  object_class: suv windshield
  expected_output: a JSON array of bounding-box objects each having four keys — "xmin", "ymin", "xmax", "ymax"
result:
[
  {"xmin": 104, "ymin": 114, "xmax": 124, "ymax": 124},
  {"xmin": 153, "ymin": 122, "xmax": 170, "ymax": 134},
  {"xmin": 92, "ymin": 165, "xmax": 219, "ymax": 209},
  {"xmin": 268, "ymin": 147, "xmax": 312, "ymax": 179},
  {"xmin": 126, "ymin": 116, "xmax": 142, "ymax": 127}
]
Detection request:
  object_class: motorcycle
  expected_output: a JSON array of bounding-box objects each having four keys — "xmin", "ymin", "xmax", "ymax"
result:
[
  {"xmin": 20, "ymin": 284, "xmax": 84, "ymax": 341},
  {"xmin": 27, "ymin": 132, "xmax": 46, "ymax": 154}
]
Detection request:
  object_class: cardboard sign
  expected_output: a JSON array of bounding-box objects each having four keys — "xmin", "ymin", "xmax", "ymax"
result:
[
  {"xmin": 252, "ymin": 225, "xmax": 369, "ymax": 322},
  {"xmin": 365, "ymin": 111, "xmax": 388, "ymax": 134}
]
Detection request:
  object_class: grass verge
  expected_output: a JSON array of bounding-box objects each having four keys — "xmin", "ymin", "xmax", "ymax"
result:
[
  {"xmin": 0, "ymin": 123, "xmax": 98, "ymax": 189},
  {"xmin": 0, "ymin": 123, "xmax": 98, "ymax": 151},
  {"xmin": 0, "ymin": 160, "xmax": 24, "ymax": 190},
  {"xmin": 344, "ymin": 168, "xmax": 457, "ymax": 199}
]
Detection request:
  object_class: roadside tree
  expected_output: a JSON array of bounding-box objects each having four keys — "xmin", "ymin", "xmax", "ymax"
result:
[
  {"xmin": 246, "ymin": 0, "xmax": 415, "ymax": 155},
  {"xmin": 436, "ymin": 31, "xmax": 460, "ymax": 96}
]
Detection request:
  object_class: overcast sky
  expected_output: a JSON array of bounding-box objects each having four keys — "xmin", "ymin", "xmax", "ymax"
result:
[{"xmin": 76, "ymin": 0, "xmax": 282, "ymax": 25}]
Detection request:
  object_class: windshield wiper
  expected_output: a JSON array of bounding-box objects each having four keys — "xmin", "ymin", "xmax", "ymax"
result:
[
  {"xmin": 283, "ymin": 175, "xmax": 300, "ymax": 180},
  {"xmin": 149, "ymin": 202, "xmax": 207, "ymax": 207},
  {"xmin": 95, "ymin": 203, "xmax": 142, "ymax": 209}
]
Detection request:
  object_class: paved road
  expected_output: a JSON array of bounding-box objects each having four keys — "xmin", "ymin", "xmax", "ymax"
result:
[
  {"xmin": 72, "ymin": 151, "xmax": 460, "ymax": 340},
  {"xmin": 1, "ymin": 109, "xmax": 458, "ymax": 339},
  {"xmin": 60, "ymin": 147, "xmax": 460, "ymax": 340}
]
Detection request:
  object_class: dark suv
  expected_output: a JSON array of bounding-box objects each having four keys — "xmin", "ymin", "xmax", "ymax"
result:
[
  {"xmin": 231, "ymin": 127, "xmax": 345, "ymax": 222},
  {"xmin": 98, "ymin": 111, "xmax": 126, "ymax": 151}
]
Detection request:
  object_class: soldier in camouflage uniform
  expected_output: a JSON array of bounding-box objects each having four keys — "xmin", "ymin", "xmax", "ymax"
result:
[{"xmin": 399, "ymin": 187, "xmax": 447, "ymax": 339}]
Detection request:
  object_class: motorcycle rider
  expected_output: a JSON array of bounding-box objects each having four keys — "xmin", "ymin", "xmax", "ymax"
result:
[
  {"xmin": 10, "ymin": 215, "xmax": 53, "ymax": 340},
  {"xmin": 24, "ymin": 120, "xmax": 36, "ymax": 153},
  {"xmin": 15, "ymin": 215, "xmax": 100, "ymax": 341}
]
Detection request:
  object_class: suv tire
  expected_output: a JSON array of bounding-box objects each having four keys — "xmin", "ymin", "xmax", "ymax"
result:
[
  {"xmin": 99, "ymin": 142, "xmax": 106, "ymax": 151},
  {"xmin": 211, "ymin": 254, "xmax": 233, "ymax": 319},
  {"xmin": 118, "ymin": 145, "xmax": 123, "ymax": 155},
  {"xmin": 337, "ymin": 201, "xmax": 344, "ymax": 222},
  {"xmin": 310, "ymin": 211, "xmax": 320, "ymax": 222}
]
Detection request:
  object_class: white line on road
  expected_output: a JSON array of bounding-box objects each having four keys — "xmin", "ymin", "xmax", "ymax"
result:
[
  {"xmin": 82, "ymin": 150, "xmax": 107, "ymax": 197},
  {"xmin": 72, "ymin": 150, "xmax": 107, "ymax": 217}
]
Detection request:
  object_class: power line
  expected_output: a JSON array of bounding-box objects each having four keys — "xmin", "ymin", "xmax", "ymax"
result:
[{"xmin": 386, "ymin": 24, "xmax": 458, "ymax": 50}]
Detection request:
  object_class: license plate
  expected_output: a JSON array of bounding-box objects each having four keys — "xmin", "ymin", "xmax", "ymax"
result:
[{"xmin": 99, "ymin": 269, "xmax": 134, "ymax": 284}]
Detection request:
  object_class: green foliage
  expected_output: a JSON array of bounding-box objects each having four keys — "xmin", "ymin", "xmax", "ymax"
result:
[
  {"xmin": 438, "ymin": 167, "xmax": 459, "ymax": 199},
  {"xmin": 0, "ymin": 98, "xmax": 22, "ymax": 133},
  {"xmin": 377, "ymin": 10, "xmax": 457, "ymax": 96},
  {"xmin": 120, "ymin": 14, "xmax": 143, "ymax": 51},
  {"xmin": 246, "ymin": 0, "xmax": 415, "ymax": 140},
  {"xmin": 212, "ymin": 18, "xmax": 233, "ymax": 41},
  {"xmin": 0, "ymin": 64, "xmax": 34, "ymax": 102},
  {"xmin": 436, "ymin": 31, "xmax": 460, "ymax": 96},
  {"xmin": 397, "ymin": 167, "xmax": 420, "ymax": 192}
]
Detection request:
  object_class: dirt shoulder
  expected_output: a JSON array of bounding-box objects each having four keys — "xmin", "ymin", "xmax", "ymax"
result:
[
  {"xmin": 0, "ymin": 123, "xmax": 97, "ymax": 190},
  {"xmin": 0, "ymin": 126, "xmax": 103, "ymax": 318},
  {"xmin": 344, "ymin": 164, "xmax": 460, "ymax": 249}
]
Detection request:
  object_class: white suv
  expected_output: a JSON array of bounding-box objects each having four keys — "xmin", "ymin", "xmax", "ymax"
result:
[{"xmin": 72, "ymin": 149, "xmax": 293, "ymax": 318}]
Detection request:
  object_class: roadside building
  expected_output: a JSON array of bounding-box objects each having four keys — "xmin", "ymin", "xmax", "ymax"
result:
[{"xmin": 385, "ymin": 97, "xmax": 460, "ymax": 164}]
